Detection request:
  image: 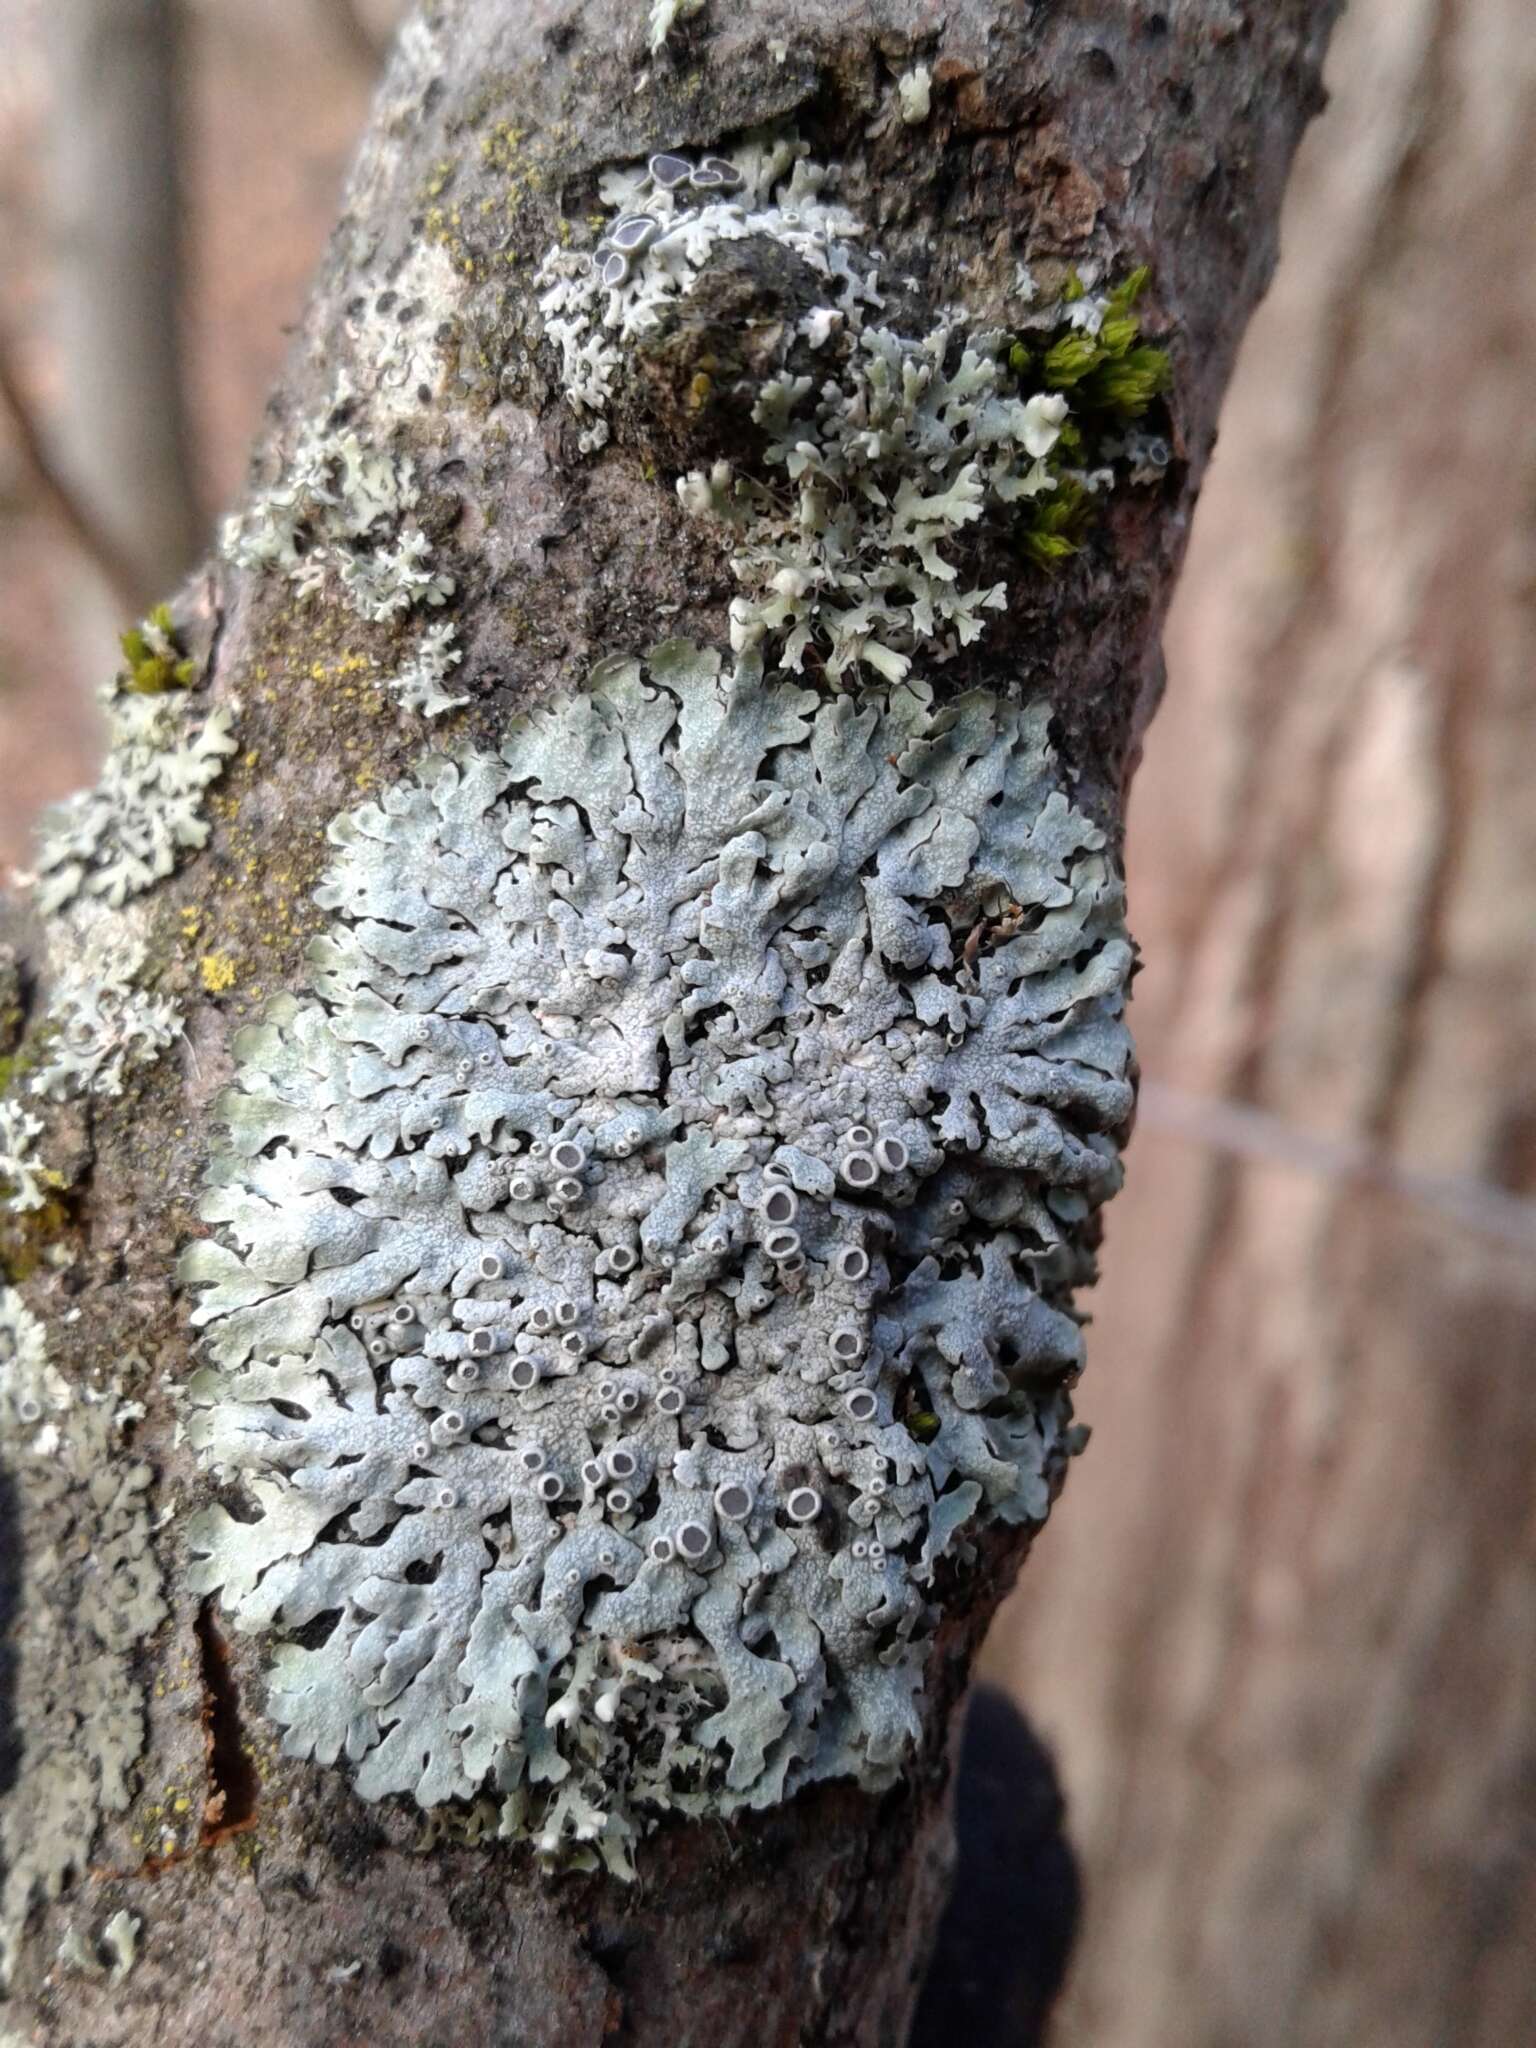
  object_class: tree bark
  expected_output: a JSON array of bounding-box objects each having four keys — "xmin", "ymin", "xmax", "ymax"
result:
[
  {"xmin": 985, "ymin": 0, "xmax": 1536, "ymax": 2041},
  {"xmin": 0, "ymin": 3, "xmax": 1334, "ymax": 2041}
]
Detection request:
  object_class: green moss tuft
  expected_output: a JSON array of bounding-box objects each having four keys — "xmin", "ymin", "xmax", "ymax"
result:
[
  {"xmin": 1042, "ymin": 331, "xmax": 1101, "ymax": 389},
  {"xmin": 119, "ymin": 603, "xmax": 197, "ymax": 694},
  {"xmin": 1020, "ymin": 477, "xmax": 1093, "ymax": 571},
  {"xmin": 1040, "ymin": 281, "xmax": 1171, "ymax": 420},
  {"xmin": 1088, "ymin": 346, "xmax": 1171, "ymax": 417},
  {"xmin": 1001, "ymin": 263, "xmax": 1175, "ymax": 573}
]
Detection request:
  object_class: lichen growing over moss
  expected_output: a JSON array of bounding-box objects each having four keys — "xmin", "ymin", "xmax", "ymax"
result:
[
  {"xmin": 119, "ymin": 603, "xmax": 196, "ymax": 696},
  {"xmin": 537, "ymin": 136, "xmax": 1173, "ymax": 662}
]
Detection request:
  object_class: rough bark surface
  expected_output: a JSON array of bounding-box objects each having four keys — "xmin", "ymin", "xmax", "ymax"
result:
[
  {"xmin": 1, "ymin": 3, "xmax": 1334, "ymax": 2042},
  {"xmin": 986, "ymin": 0, "xmax": 1536, "ymax": 2042}
]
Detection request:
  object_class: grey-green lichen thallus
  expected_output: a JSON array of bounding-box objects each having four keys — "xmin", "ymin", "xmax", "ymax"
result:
[{"xmin": 175, "ymin": 126, "xmax": 1156, "ymax": 1877}]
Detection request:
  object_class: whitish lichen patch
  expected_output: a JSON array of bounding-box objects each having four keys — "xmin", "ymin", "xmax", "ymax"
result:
[
  {"xmin": 385, "ymin": 618, "xmax": 465, "ymax": 719},
  {"xmin": 11, "ymin": 611, "xmax": 221, "ymax": 1202},
  {"xmin": 536, "ymin": 138, "xmax": 1165, "ymax": 681},
  {"xmin": 221, "ymin": 393, "xmax": 466, "ymax": 719},
  {"xmin": 688, "ymin": 338, "xmax": 1066, "ymax": 683},
  {"xmin": 55, "ymin": 1908, "xmax": 141, "ymax": 1983},
  {"xmin": 181, "ymin": 639, "xmax": 1132, "ymax": 1874},
  {"xmin": 0, "ymin": 1290, "xmax": 165, "ymax": 1986},
  {"xmin": 538, "ymin": 135, "xmax": 880, "ymax": 456},
  {"xmin": 29, "ymin": 928, "xmax": 181, "ymax": 1105},
  {"xmin": 222, "ymin": 409, "xmax": 453, "ymax": 625},
  {"xmin": 101, "ymin": 1907, "xmax": 141, "ymax": 1979},
  {"xmin": 0, "ymin": 1100, "xmax": 46, "ymax": 1213},
  {"xmin": 897, "ymin": 65, "xmax": 933, "ymax": 125},
  {"xmin": 31, "ymin": 675, "xmax": 237, "ymax": 917}
]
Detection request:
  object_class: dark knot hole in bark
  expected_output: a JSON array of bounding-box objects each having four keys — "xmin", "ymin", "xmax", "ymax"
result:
[{"xmin": 195, "ymin": 1597, "xmax": 260, "ymax": 1840}]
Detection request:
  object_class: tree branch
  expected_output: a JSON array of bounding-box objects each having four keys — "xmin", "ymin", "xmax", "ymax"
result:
[
  {"xmin": 0, "ymin": 3, "xmax": 1339, "ymax": 2040},
  {"xmin": 0, "ymin": 329, "xmax": 144, "ymax": 615}
]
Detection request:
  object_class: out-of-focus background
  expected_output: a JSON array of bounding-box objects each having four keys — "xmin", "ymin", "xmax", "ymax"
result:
[{"xmin": 2, "ymin": 2, "xmax": 1532, "ymax": 2042}]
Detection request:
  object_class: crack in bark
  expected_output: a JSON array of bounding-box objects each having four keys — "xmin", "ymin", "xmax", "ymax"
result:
[{"xmin": 195, "ymin": 1598, "xmax": 260, "ymax": 1845}]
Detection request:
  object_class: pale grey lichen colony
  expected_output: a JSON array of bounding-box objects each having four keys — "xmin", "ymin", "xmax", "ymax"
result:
[
  {"xmin": 0, "ymin": 1289, "xmax": 164, "ymax": 1987},
  {"xmin": 179, "ymin": 134, "xmax": 1140, "ymax": 1873}
]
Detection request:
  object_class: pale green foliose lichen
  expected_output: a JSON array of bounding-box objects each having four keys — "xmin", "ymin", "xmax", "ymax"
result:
[
  {"xmin": 221, "ymin": 408, "xmax": 453, "ymax": 624},
  {"xmin": 101, "ymin": 1907, "xmax": 141, "ymax": 1979},
  {"xmin": 29, "ymin": 930, "xmax": 181, "ymax": 1105},
  {"xmin": 221, "ymin": 394, "xmax": 466, "ymax": 718},
  {"xmin": 0, "ymin": 1100, "xmax": 46, "ymax": 1213},
  {"xmin": 897, "ymin": 65, "xmax": 933, "ymax": 125},
  {"xmin": 15, "ymin": 622, "xmax": 218, "ymax": 1198},
  {"xmin": 537, "ymin": 136, "xmax": 883, "ymax": 455},
  {"xmin": 700, "ymin": 340, "xmax": 1066, "ymax": 683},
  {"xmin": 30, "ymin": 685, "xmax": 237, "ymax": 916},
  {"xmin": 0, "ymin": 1290, "xmax": 165, "ymax": 1986},
  {"xmin": 180, "ymin": 639, "xmax": 1133, "ymax": 1876},
  {"xmin": 55, "ymin": 1908, "xmax": 141, "ymax": 1983},
  {"xmin": 385, "ymin": 619, "xmax": 465, "ymax": 719},
  {"xmin": 536, "ymin": 137, "xmax": 1079, "ymax": 680}
]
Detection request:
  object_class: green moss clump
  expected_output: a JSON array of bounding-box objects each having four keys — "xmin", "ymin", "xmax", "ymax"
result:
[
  {"xmin": 1021, "ymin": 478, "xmax": 1093, "ymax": 571},
  {"xmin": 1041, "ymin": 268, "xmax": 1169, "ymax": 420},
  {"xmin": 120, "ymin": 603, "xmax": 196, "ymax": 694},
  {"xmin": 1006, "ymin": 264, "xmax": 1174, "ymax": 572},
  {"xmin": 1089, "ymin": 346, "xmax": 1172, "ymax": 416}
]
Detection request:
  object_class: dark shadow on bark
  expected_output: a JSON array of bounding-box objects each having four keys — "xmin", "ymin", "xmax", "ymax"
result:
[
  {"xmin": 0, "ymin": 1459, "xmax": 20, "ymax": 1800},
  {"xmin": 909, "ymin": 1685, "xmax": 1081, "ymax": 2048}
]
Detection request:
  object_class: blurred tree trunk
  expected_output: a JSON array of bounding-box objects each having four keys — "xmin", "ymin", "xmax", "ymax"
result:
[
  {"xmin": 46, "ymin": 0, "xmax": 200, "ymax": 608},
  {"xmin": 0, "ymin": 1, "xmax": 1335, "ymax": 2041},
  {"xmin": 314, "ymin": 0, "xmax": 393, "ymax": 74},
  {"xmin": 986, "ymin": 0, "xmax": 1536, "ymax": 2042}
]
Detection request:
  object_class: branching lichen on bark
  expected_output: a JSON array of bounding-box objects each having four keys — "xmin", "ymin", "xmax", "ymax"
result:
[
  {"xmin": 0, "ymin": 1290, "xmax": 165, "ymax": 1988},
  {"xmin": 30, "ymin": 662, "xmax": 235, "ymax": 919},
  {"xmin": 221, "ymin": 405, "xmax": 466, "ymax": 716},
  {"xmin": 0, "ymin": 607, "xmax": 234, "ymax": 1216}
]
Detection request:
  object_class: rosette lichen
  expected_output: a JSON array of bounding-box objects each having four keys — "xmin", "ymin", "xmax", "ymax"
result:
[{"xmin": 181, "ymin": 639, "xmax": 1133, "ymax": 1872}]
